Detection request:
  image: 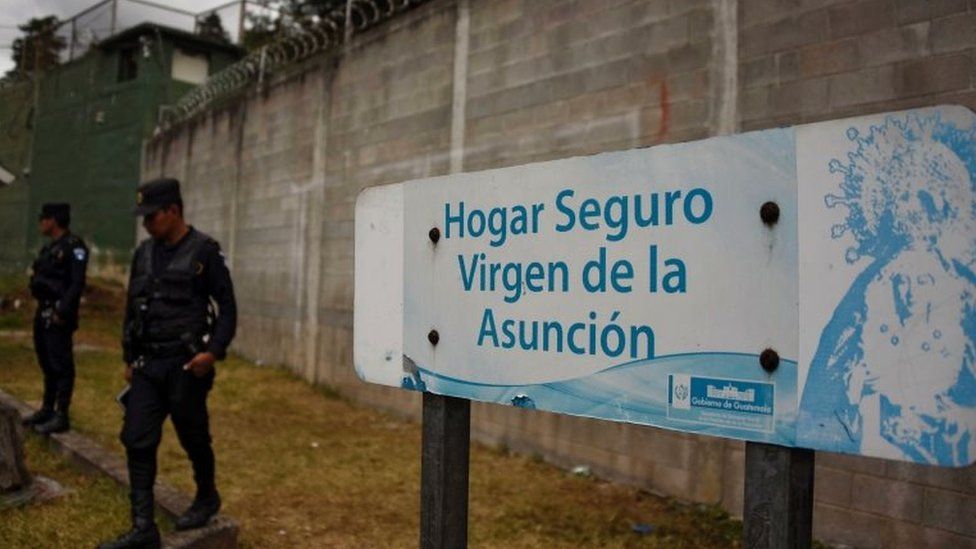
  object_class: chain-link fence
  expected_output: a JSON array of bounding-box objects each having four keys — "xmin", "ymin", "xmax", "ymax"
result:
[
  {"xmin": 157, "ymin": 0, "xmax": 430, "ymax": 131},
  {"xmin": 54, "ymin": 0, "xmax": 218, "ymax": 63}
]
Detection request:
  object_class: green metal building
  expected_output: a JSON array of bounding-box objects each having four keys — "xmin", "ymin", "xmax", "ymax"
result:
[
  {"xmin": 0, "ymin": 23, "xmax": 241, "ymax": 272},
  {"xmin": 0, "ymin": 81, "xmax": 33, "ymax": 272}
]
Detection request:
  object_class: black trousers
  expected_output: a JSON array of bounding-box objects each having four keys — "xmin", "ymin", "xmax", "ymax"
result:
[
  {"xmin": 32, "ymin": 315, "xmax": 75, "ymax": 413},
  {"xmin": 121, "ymin": 355, "xmax": 216, "ymax": 497}
]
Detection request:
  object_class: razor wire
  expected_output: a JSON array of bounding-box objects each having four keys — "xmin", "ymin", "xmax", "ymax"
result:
[{"xmin": 158, "ymin": 0, "xmax": 428, "ymax": 131}]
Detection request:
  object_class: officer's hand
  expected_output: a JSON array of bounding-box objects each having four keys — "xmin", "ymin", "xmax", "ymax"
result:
[
  {"xmin": 124, "ymin": 366, "xmax": 133, "ymax": 382},
  {"xmin": 184, "ymin": 352, "xmax": 216, "ymax": 378},
  {"xmin": 51, "ymin": 312, "xmax": 63, "ymax": 326}
]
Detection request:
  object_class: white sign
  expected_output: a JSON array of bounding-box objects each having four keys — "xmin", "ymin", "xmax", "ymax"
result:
[{"xmin": 355, "ymin": 106, "xmax": 976, "ymax": 467}]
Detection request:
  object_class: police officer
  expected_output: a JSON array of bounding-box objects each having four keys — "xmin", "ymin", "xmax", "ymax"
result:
[
  {"xmin": 100, "ymin": 179, "xmax": 236, "ymax": 549},
  {"xmin": 24, "ymin": 203, "xmax": 88, "ymax": 435}
]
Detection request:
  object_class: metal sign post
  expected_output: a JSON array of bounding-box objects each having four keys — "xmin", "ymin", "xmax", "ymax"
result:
[
  {"xmin": 743, "ymin": 442, "xmax": 815, "ymax": 549},
  {"xmin": 420, "ymin": 393, "xmax": 470, "ymax": 549},
  {"xmin": 419, "ymin": 221, "xmax": 471, "ymax": 548}
]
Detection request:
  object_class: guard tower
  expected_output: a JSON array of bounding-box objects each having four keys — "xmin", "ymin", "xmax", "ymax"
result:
[{"xmin": 21, "ymin": 24, "xmax": 242, "ymax": 266}]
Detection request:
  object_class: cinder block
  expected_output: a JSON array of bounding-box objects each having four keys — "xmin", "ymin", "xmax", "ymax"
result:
[
  {"xmin": 882, "ymin": 520, "xmax": 976, "ymax": 549},
  {"xmin": 859, "ymin": 23, "xmax": 930, "ymax": 68},
  {"xmin": 885, "ymin": 459, "xmax": 976, "ymax": 494},
  {"xmin": 800, "ymin": 38, "xmax": 861, "ymax": 77},
  {"xmin": 721, "ymin": 442, "xmax": 745, "ymax": 517},
  {"xmin": 923, "ymin": 487, "xmax": 976, "ymax": 537},
  {"xmin": 565, "ymin": 439, "xmax": 619, "ymax": 474},
  {"xmin": 829, "ymin": 0, "xmax": 897, "ymax": 39},
  {"xmin": 614, "ymin": 454, "xmax": 655, "ymax": 487},
  {"xmin": 828, "ymin": 65, "xmax": 897, "ymax": 108},
  {"xmin": 691, "ymin": 437, "xmax": 726, "ymax": 503},
  {"xmin": 817, "ymin": 451, "xmax": 891, "ymax": 476},
  {"xmin": 667, "ymin": 40, "xmax": 713, "ymax": 73},
  {"xmin": 572, "ymin": 415, "xmax": 629, "ymax": 454},
  {"xmin": 667, "ymin": 99, "xmax": 709, "ymax": 131},
  {"xmin": 739, "ymin": 0, "xmax": 781, "ymax": 30},
  {"xmin": 601, "ymin": 83, "xmax": 652, "ymax": 111},
  {"xmin": 467, "ymin": 80, "xmax": 550, "ymax": 120},
  {"xmin": 851, "ymin": 473, "xmax": 924, "ymax": 522},
  {"xmin": 813, "ymin": 503, "xmax": 888, "ymax": 549},
  {"xmin": 741, "ymin": 55, "xmax": 778, "ymax": 89},
  {"xmin": 895, "ymin": 54, "xmax": 972, "ymax": 97},
  {"xmin": 814, "ymin": 465, "xmax": 853, "ymax": 507},
  {"xmin": 687, "ymin": 8, "xmax": 714, "ymax": 42},
  {"xmin": 772, "ymin": 77, "xmax": 829, "ymax": 115},
  {"xmin": 604, "ymin": 55, "xmax": 666, "ymax": 94},
  {"xmin": 894, "ymin": 0, "xmax": 970, "ymax": 25},
  {"xmin": 929, "ymin": 12, "xmax": 976, "ymax": 54},
  {"xmin": 630, "ymin": 429, "xmax": 694, "ymax": 470},
  {"xmin": 668, "ymin": 0, "xmax": 711, "ymax": 15},
  {"xmin": 645, "ymin": 14, "xmax": 691, "ymax": 52},
  {"xmin": 750, "ymin": 9, "xmax": 830, "ymax": 57},
  {"xmin": 777, "ymin": 50, "xmax": 801, "ymax": 81},
  {"xmin": 650, "ymin": 462, "xmax": 693, "ymax": 496}
]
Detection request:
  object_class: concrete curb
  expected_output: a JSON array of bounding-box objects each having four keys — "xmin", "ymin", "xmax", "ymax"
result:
[{"xmin": 0, "ymin": 389, "xmax": 238, "ymax": 548}]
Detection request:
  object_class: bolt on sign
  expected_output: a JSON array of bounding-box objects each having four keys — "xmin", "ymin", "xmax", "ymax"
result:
[{"xmin": 355, "ymin": 106, "xmax": 976, "ymax": 467}]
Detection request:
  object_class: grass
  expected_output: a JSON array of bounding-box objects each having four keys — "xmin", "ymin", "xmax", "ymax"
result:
[
  {"xmin": 0, "ymin": 437, "xmax": 173, "ymax": 547},
  {"xmin": 0, "ymin": 275, "xmax": 749, "ymax": 548}
]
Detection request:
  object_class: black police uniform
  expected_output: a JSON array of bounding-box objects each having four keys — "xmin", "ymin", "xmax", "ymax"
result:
[
  {"xmin": 121, "ymin": 226, "xmax": 237, "ymax": 497},
  {"xmin": 28, "ymin": 204, "xmax": 88, "ymax": 434},
  {"xmin": 102, "ymin": 178, "xmax": 237, "ymax": 549}
]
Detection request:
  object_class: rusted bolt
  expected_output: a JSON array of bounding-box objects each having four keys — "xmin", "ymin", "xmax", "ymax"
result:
[
  {"xmin": 760, "ymin": 201, "xmax": 780, "ymax": 226},
  {"xmin": 428, "ymin": 227, "xmax": 441, "ymax": 244},
  {"xmin": 759, "ymin": 348, "xmax": 780, "ymax": 373},
  {"xmin": 427, "ymin": 329, "xmax": 440, "ymax": 346}
]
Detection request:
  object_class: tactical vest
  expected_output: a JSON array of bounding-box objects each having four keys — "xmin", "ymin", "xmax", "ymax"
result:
[
  {"xmin": 30, "ymin": 234, "xmax": 81, "ymax": 302},
  {"xmin": 128, "ymin": 231, "xmax": 212, "ymax": 346}
]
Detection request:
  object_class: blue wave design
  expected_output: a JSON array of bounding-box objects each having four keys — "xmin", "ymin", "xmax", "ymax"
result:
[{"xmin": 407, "ymin": 352, "xmax": 798, "ymax": 446}]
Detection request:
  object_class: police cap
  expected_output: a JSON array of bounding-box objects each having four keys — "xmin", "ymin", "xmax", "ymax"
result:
[
  {"xmin": 133, "ymin": 178, "xmax": 182, "ymax": 216},
  {"xmin": 39, "ymin": 203, "xmax": 70, "ymax": 226}
]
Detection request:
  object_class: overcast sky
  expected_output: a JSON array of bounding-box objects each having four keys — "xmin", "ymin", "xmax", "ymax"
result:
[{"xmin": 0, "ymin": 0, "xmax": 241, "ymax": 75}]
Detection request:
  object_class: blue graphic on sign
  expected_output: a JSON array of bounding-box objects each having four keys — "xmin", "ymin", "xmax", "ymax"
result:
[
  {"xmin": 669, "ymin": 376, "xmax": 775, "ymax": 432},
  {"xmin": 403, "ymin": 352, "xmax": 797, "ymax": 446},
  {"xmin": 797, "ymin": 112, "xmax": 976, "ymax": 466}
]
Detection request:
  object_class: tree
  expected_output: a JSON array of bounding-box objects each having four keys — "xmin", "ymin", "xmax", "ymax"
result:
[
  {"xmin": 283, "ymin": 0, "xmax": 346, "ymax": 28},
  {"xmin": 240, "ymin": 0, "xmax": 349, "ymax": 50},
  {"xmin": 3, "ymin": 16, "xmax": 65, "ymax": 81},
  {"xmin": 197, "ymin": 12, "xmax": 231, "ymax": 44},
  {"xmin": 241, "ymin": 9, "xmax": 281, "ymax": 51}
]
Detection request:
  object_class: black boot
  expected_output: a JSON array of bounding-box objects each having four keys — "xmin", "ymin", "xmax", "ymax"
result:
[
  {"xmin": 175, "ymin": 490, "xmax": 221, "ymax": 531},
  {"xmin": 22, "ymin": 407, "xmax": 53, "ymax": 426},
  {"xmin": 33, "ymin": 411, "xmax": 69, "ymax": 435},
  {"xmin": 97, "ymin": 489, "xmax": 160, "ymax": 549}
]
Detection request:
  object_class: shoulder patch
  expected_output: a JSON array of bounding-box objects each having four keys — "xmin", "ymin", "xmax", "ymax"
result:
[{"xmin": 73, "ymin": 248, "xmax": 87, "ymax": 261}]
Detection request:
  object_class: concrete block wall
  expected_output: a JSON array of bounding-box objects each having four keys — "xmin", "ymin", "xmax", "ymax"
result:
[
  {"xmin": 739, "ymin": 0, "xmax": 976, "ymax": 129},
  {"xmin": 143, "ymin": 1, "xmax": 976, "ymax": 547}
]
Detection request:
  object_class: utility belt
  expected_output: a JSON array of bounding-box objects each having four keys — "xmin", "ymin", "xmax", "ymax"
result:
[{"xmin": 132, "ymin": 333, "xmax": 206, "ymax": 367}]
